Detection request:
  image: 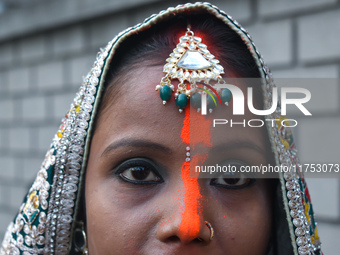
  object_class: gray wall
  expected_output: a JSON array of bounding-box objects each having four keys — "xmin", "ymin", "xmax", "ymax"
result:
[{"xmin": 0, "ymin": 0, "xmax": 339, "ymax": 253}]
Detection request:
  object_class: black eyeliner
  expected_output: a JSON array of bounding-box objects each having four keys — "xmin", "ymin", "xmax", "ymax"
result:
[{"xmin": 114, "ymin": 158, "xmax": 164, "ymax": 185}]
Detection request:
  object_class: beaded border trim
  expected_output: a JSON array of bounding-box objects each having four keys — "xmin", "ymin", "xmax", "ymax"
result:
[{"xmin": 43, "ymin": 42, "xmax": 114, "ymax": 254}]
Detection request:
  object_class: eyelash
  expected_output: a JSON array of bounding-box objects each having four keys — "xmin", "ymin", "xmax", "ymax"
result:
[
  {"xmin": 115, "ymin": 158, "xmax": 164, "ymax": 185},
  {"xmin": 114, "ymin": 158, "xmax": 255, "ymax": 189}
]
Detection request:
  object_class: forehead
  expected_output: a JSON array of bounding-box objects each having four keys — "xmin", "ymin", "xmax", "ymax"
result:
[
  {"xmin": 95, "ymin": 65, "xmax": 184, "ymax": 145},
  {"xmin": 94, "ymin": 65, "xmax": 267, "ymax": 152}
]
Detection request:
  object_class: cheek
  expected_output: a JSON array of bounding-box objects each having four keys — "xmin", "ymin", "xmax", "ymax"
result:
[
  {"xmin": 85, "ymin": 175, "xmax": 159, "ymax": 254},
  {"xmin": 210, "ymin": 185, "xmax": 272, "ymax": 254},
  {"xmin": 85, "ymin": 170, "xmax": 122, "ymax": 254}
]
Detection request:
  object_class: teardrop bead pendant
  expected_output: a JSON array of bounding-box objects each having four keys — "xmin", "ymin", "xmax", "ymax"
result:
[
  {"xmin": 176, "ymin": 93, "xmax": 189, "ymax": 111},
  {"xmin": 160, "ymin": 85, "xmax": 172, "ymax": 104}
]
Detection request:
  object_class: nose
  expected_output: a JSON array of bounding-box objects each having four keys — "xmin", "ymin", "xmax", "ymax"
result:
[
  {"xmin": 156, "ymin": 205, "xmax": 212, "ymax": 244},
  {"xmin": 156, "ymin": 156, "xmax": 213, "ymax": 245}
]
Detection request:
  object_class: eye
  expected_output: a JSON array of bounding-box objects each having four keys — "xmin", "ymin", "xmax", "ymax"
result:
[
  {"xmin": 115, "ymin": 158, "xmax": 163, "ymax": 185},
  {"xmin": 210, "ymin": 161, "xmax": 255, "ymax": 189},
  {"xmin": 210, "ymin": 172, "xmax": 253, "ymax": 189}
]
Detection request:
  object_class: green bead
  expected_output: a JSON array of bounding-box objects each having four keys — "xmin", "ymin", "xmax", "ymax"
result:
[
  {"xmin": 176, "ymin": 93, "xmax": 188, "ymax": 109},
  {"xmin": 190, "ymin": 93, "xmax": 201, "ymax": 109},
  {"xmin": 207, "ymin": 95, "xmax": 216, "ymax": 109},
  {"xmin": 221, "ymin": 88, "xmax": 232, "ymax": 103},
  {"xmin": 160, "ymin": 85, "xmax": 172, "ymax": 102}
]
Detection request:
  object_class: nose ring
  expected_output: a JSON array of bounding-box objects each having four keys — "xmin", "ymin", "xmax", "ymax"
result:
[{"xmin": 205, "ymin": 221, "xmax": 214, "ymax": 241}]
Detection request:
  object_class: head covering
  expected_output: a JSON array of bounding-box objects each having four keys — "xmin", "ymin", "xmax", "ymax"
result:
[{"xmin": 1, "ymin": 2, "xmax": 322, "ymax": 255}]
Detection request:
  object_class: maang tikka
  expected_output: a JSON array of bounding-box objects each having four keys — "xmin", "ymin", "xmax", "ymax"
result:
[{"xmin": 155, "ymin": 26, "xmax": 232, "ymax": 113}]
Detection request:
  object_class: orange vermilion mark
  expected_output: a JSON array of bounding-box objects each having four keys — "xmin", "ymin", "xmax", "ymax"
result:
[
  {"xmin": 179, "ymin": 160, "xmax": 200, "ymax": 239},
  {"xmin": 189, "ymin": 110, "xmax": 213, "ymax": 149},
  {"xmin": 180, "ymin": 108, "xmax": 191, "ymax": 144},
  {"xmin": 179, "ymin": 108, "xmax": 212, "ymax": 240}
]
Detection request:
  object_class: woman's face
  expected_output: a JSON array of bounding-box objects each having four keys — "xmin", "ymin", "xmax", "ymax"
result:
[{"xmin": 85, "ymin": 65, "xmax": 273, "ymax": 255}]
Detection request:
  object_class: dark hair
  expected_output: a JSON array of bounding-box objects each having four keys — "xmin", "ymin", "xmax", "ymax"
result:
[{"xmin": 99, "ymin": 13, "xmax": 262, "ymax": 114}]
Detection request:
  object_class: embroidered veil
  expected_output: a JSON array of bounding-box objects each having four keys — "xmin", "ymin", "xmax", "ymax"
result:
[{"xmin": 1, "ymin": 2, "xmax": 322, "ymax": 255}]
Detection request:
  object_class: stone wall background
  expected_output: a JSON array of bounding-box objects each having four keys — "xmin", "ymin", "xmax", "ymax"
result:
[{"xmin": 0, "ymin": 0, "xmax": 339, "ymax": 253}]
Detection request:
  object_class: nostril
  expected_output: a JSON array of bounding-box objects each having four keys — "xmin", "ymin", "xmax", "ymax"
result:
[
  {"xmin": 165, "ymin": 236, "xmax": 181, "ymax": 243},
  {"xmin": 195, "ymin": 237, "xmax": 204, "ymax": 242},
  {"xmin": 165, "ymin": 236, "xmax": 205, "ymax": 244}
]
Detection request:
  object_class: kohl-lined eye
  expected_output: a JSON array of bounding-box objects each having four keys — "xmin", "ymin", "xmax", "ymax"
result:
[
  {"xmin": 115, "ymin": 158, "xmax": 163, "ymax": 184},
  {"xmin": 210, "ymin": 161, "xmax": 255, "ymax": 189}
]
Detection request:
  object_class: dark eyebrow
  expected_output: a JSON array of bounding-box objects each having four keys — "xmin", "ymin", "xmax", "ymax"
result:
[
  {"xmin": 101, "ymin": 138, "xmax": 172, "ymax": 157},
  {"xmin": 210, "ymin": 141, "xmax": 267, "ymax": 157}
]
